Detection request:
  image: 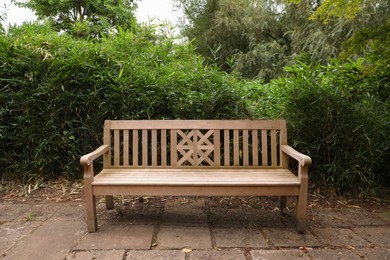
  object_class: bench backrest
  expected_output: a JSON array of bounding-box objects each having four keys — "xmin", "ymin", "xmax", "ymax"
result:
[{"xmin": 103, "ymin": 120, "xmax": 288, "ymax": 169}]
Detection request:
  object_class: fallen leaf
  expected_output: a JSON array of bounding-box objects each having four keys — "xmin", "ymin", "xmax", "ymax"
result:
[
  {"xmin": 182, "ymin": 248, "xmax": 192, "ymax": 253},
  {"xmin": 299, "ymin": 246, "xmax": 309, "ymax": 253}
]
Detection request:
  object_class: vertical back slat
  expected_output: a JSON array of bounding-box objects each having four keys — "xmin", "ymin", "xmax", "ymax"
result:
[
  {"xmin": 132, "ymin": 130, "xmax": 138, "ymax": 166},
  {"xmin": 193, "ymin": 130, "xmax": 198, "ymax": 166},
  {"xmin": 243, "ymin": 130, "xmax": 249, "ymax": 166},
  {"xmin": 280, "ymin": 121, "xmax": 288, "ymax": 168},
  {"xmin": 224, "ymin": 130, "xmax": 230, "ymax": 166},
  {"xmin": 271, "ymin": 130, "xmax": 277, "ymax": 166},
  {"xmin": 103, "ymin": 120, "xmax": 111, "ymax": 168},
  {"xmin": 142, "ymin": 129, "xmax": 148, "ymax": 166},
  {"xmin": 261, "ymin": 129, "xmax": 268, "ymax": 166},
  {"xmin": 161, "ymin": 129, "xmax": 167, "ymax": 166},
  {"xmin": 252, "ymin": 130, "xmax": 258, "ymax": 166},
  {"xmin": 171, "ymin": 130, "xmax": 177, "ymax": 166},
  {"xmin": 123, "ymin": 130, "xmax": 129, "ymax": 166},
  {"xmin": 214, "ymin": 130, "xmax": 220, "ymax": 166},
  {"xmin": 151, "ymin": 129, "xmax": 157, "ymax": 166},
  {"xmin": 114, "ymin": 129, "xmax": 120, "ymax": 166},
  {"xmin": 233, "ymin": 129, "xmax": 239, "ymax": 166}
]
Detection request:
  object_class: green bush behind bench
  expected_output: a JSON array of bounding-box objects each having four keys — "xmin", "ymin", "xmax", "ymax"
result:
[
  {"xmin": 0, "ymin": 23, "xmax": 388, "ymax": 196},
  {"xmin": 254, "ymin": 61, "xmax": 390, "ymax": 196},
  {"xmin": 0, "ymin": 23, "xmax": 251, "ymax": 180}
]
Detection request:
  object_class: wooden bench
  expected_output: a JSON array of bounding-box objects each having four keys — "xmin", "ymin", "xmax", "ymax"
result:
[{"xmin": 80, "ymin": 120, "xmax": 311, "ymax": 233}]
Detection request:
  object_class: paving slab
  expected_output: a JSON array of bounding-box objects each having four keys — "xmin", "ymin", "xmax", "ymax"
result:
[
  {"xmin": 188, "ymin": 248, "xmax": 246, "ymax": 260},
  {"xmin": 126, "ymin": 249, "xmax": 185, "ymax": 260},
  {"xmin": 0, "ymin": 219, "xmax": 40, "ymax": 243},
  {"xmin": 208, "ymin": 208, "xmax": 247, "ymax": 227},
  {"xmin": 352, "ymin": 226, "xmax": 390, "ymax": 247},
  {"xmin": 162, "ymin": 198, "xmax": 207, "ymax": 225},
  {"xmin": 0, "ymin": 241, "xmax": 12, "ymax": 256},
  {"xmin": 97, "ymin": 200, "xmax": 161, "ymax": 225},
  {"xmin": 0, "ymin": 214, "xmax": 42, "ymax": 256},
  {"xmin": 212, "ymin": 227, "xmax": 268, "ymax": 248},
  {"xmin": 334, "ymin": 208, "xmax": 387, "ymax": 226},
  {"xmin": 76, "ymin": 224, "xmax": 154, "ymax": 250},
  {"xmin": 243, "ymin": 208, "xmax": 286, "ymax": 228},
  {"xmin": 354, "ymin": 248, "xmax": 390, "ymax": 260},
  {"xmin": 51, "ymin": 202, "xmax": 85, "ymax": 220},
  {"xmin": 263, "ymin": 228, "xmax": 322, "ymax": 248},
  {"xmin": 375, "ymin": 209, "xmax": 390, "ymax": 223},
  {"xmin": 66, "ymin": 250, "xmax": 126, "ymax": 260},
  {"xmin": 312, "ymin": 228, "xmax": 369, "ymax": 247},
  {"xmin": 156, "ymin": 225, "xmax": 212, "ymax": 249},
  {"xmin": 250, "ymin": 249, "xmax": 310, "ymax": 260},
  {"xmin": 0, "ymin": 203, "xmax": 32, "ymax": 223},
  {"xmin": 308, "ymin": 248, "xmax": 361, "ymax": 260},
  {"xmin": 2, "ymin": 196, "xmax": 390, "ymax": 260},
  {"xmin": 311, "ymin": 208, "xmax": 388, "ymax": 228},
  {"xmin": 21, "ymin": 203, "xmax": 62, "ymax": 222},
  {"xmin": 3, "ymin": 218, "xmax": 85, "ymax": 260}
]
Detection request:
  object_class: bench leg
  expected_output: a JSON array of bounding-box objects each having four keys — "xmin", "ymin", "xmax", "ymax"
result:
[
  {"xmin": 279, "ymin": 196, "xmax": 287, "ymax": 212},
  {"xmin": 85, "ymin": 193, "xmax": 97, "ymax": 233},
  {"xmin": 296, "ymin": 195, "xmax": 307, "ymax": 233},
  {"xmin": 105, "ymin": 196, "xmax": 114, "ymax": 209},
  {"xmin": 296, "ymin": 178, "xmax": 308, "ymax": 233}
]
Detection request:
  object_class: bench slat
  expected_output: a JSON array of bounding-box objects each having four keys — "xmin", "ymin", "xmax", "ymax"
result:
[
  {"xmin": 224, "ymin": 129, "xmax": 230, "ymax": 166},
  {"xmin": 214, "ymin": 130, "xmax": 220, "ymax": 166},
  {"xmin": 123, "ymin": 130, "xmax": 129, "ymax": 166},
  {"xmin": 271, "ymin": 129, "xmax": 277, "ymax": 166},
  {"xmin": 151, "ymin": 129, "xmax": 157, "ymax": 166},
  {"xmin": 252, "ymin": 129, "xmax": 258, "ymax": 166},
  {"xmin": 161, "ymin": 129, "xmax": 167, "ymax": 166},
  {"xmin": 109, "ymin": 120, "xmax": 286, "ymax": 130},
  {"xmin": 142, "ymin": 129, "xmax": 148, "ymax": 166},
  {"xmin": 93, "ymin": 168, "xmax": 300, "ymax": 186},
  {"xmin": 233, "ymin": 130, "xmax": 239, "ymax": 166},
  {"xmin": 243, "ymin": 130, "xmax": 249, "ymax": 166},
  {"xmin": 93, "ymin": 185, "xmax": 300, "ymax": 197},
  {"xmin": 193, "ymin": 130, "xmax": 198, "ymax": 165},
  {"xmin": 132, "ymin": 130, "xmax": 138, "ymax": 166},
  {"xmin": 171, "ymin": 130, "xmax": 177, "ymax": 166},
  {"xmin": 114, "ymin": 129, "xmax": 120, "ymax": 166},
  {"xmin": 261, "ymin": 129, "xmax": 268, "ymax": 166}
]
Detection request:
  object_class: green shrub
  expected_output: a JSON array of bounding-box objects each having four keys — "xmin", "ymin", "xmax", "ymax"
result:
[
  {"xmin": 264, "ymin": 61, "xmax": 390, "ymax": 196},
  {"xmin": 1, "ymin": 22, "xmax": 388, "ymax": 197},
  {"xmin": 0, "ymin": 23, "xmax": 252, "ymax": 180}
]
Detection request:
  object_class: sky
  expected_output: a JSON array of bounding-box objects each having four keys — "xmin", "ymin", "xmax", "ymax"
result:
[{"xmin": 1, "ymin": 0, "xmax": 181, "ymax": 30}]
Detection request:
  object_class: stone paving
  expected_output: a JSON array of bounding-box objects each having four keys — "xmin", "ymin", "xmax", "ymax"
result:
[{"xmin": 0, "ymin": 196, "xmax": 389, "ymax": 260}]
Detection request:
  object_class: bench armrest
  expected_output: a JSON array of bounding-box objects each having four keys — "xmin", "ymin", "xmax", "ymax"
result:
[
  {"xmin": 80, "ymin": 145, "xmax": 110, "ymax": 166},
  {"xmin": 281, "ymin": 145, "xmax": 312, "ymax": 167}
]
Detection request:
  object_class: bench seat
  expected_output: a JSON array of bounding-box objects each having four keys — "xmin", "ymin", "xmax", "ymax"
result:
[
  {"xmin": 94, "ymin": 168, "xmax": 300, "ymax": 186},
  {"xmin": 92, "ymin": 169, "xmax": 301, "ymax": 196}
]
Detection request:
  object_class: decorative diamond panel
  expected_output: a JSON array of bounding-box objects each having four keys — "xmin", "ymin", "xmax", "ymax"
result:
[{"xmin": 176, "ymin": 130, "xmax": 214, "ymax": 166}]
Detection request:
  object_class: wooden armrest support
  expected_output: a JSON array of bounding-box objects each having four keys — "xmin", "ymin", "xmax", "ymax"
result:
[
  {"xmin": 80, "ymin": 145, "xmax": 110, "ymax": 166},
  {"xmin": 281, "ymin": 145, "xmax": 312, "ymax": 167}
]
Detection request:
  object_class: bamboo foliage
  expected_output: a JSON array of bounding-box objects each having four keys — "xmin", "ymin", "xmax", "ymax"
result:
[{"xmin": 0, "ymin": 23, "xmax": 251, "ymax": 180}]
